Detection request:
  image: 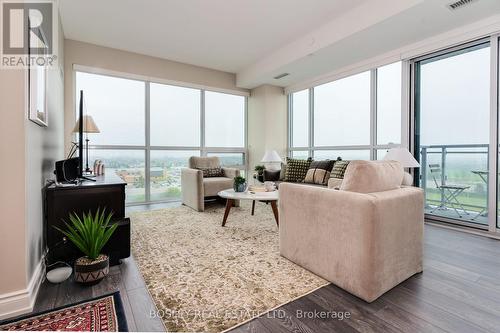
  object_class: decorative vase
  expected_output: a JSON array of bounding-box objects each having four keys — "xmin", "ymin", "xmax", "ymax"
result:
[
  {"xmin": 234, "ymin": 182, "xmax": 247, "ymax": 192},
  {"xmin": 74, "ymin": 254, "xmax": 109, "ymax": 284}
]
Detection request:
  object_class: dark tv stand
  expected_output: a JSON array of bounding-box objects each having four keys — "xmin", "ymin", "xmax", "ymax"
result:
[{"xmin": 44, "ymin": 173, "xmax": 130, "ymax": 266}]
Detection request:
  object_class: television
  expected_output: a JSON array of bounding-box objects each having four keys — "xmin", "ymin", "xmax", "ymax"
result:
[{"xmin": 78, "ymin": 90, "xmax": 84, "ymax": 178}]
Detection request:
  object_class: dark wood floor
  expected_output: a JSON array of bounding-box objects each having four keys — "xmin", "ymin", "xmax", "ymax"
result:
[
  {"xmin": 31, "ymin": 221, "xmax": 500, "ymax": 333},
  {"xmin": 232, "ymin": 224, "xmax": 500, "ymax": 333},
  {"xmin": 33, "ymin": 256, "xmax": 165, "ymax": 332}
]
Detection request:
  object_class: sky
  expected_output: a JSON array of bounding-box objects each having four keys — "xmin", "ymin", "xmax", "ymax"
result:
[{"xmin": 76, "ymin": 72, "xmax": 245, "ymax": 148}]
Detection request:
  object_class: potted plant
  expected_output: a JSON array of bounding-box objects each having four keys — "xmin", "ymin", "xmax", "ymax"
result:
[
  {"xmin": 54, "ymin": 208, "xmax": 117, "ymax": 285},
  {"xmin": 234, "ymin": 176, "xmax": 247, "ymax": 192},
  {"xmin": 254, "ymin": 165, "xmax": 265, "ymax": 182}
]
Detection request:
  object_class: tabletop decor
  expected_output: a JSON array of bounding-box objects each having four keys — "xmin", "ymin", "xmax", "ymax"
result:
[{"xmin": 233, "ymin": 176, "xmax": 247, "ymax": 192}]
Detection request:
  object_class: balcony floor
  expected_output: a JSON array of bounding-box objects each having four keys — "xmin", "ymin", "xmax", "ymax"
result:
[{"xmin": 425, "ymin": 205, "xmax": 489, "ymax": 226}]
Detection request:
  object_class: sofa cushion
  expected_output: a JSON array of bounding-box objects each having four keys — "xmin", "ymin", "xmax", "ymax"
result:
[
  {"xmin": 284, "ymin": 157, "xmax": 312, "ymax": 182},
  {"xmin": 327, "ymin": 177, "xmax": 343, "ymax": 189},
  {"xmin": 330, "ymin": 160, "xmax": 350, "ymax": 179},
  {"xmin": 203, "ymin": 177, "xmax": 233, "ymax": 196},
  {"xmin": 340, "ymin": 160, "xmax": 403, "ymax": 193},
  {"xmin": 199, "ymin": 167, "xmax": 224, "ymax": 178},
  {"xmin": 304, "ymin": 160, "xmax": 335, "ymax": 185}
]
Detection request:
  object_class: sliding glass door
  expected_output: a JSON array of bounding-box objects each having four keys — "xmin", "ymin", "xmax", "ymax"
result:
[{"xmin": 413, "ymin": 41, "xmax": 491, "ymax": 227}]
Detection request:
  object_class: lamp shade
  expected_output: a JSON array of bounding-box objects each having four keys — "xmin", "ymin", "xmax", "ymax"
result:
[
  {"xmin": 261, "ymin": 150, "xmax": 282, "ymax": 163},
  {"xmin": 72, "ymin": 115, "xmax": 100, "ymax": 133},
  {"xmin": 383, "ymin": 147, "xmax": 420, "ymax": 168}
]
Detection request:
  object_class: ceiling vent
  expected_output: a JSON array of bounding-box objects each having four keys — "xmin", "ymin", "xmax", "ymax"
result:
[
  {"xmin": 447, "ymin": 0, "xmax": 479, "ymax": 11},
  {"xmin": 273, "ymin": 73, "xmax": 289, "ymax": 80}
]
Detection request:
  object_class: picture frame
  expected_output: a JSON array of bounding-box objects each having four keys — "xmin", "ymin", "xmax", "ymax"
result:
[{"xmin": 27, "ymin": 19, "xmax": 48, "ymax": 127}]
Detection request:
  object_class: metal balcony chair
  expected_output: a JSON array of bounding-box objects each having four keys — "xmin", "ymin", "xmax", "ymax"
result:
[{"xmin": 428, "ymin": 163, "xmax": 470, "ymax": 218}]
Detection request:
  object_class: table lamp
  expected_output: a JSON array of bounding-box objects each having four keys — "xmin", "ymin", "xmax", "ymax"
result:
[
  {"xmin": 73, "ymin": 115, "xmax": 100, "ymax": 174},
  {"xmin": 383, "ymin": 147, "xmax": 420, "ymax": 186},
  {"xmin": 261, "ymin": 150, "xmax": 282, "ymax": 170}
]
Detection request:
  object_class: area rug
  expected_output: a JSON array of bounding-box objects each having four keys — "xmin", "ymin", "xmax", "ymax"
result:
[
  {"xmin": 0, "ymin": 292, "xmax": 127, "ymax": 331},
  {"xmin": 130, "ymin": 201, "xmax": 328, "ymax": 333}
]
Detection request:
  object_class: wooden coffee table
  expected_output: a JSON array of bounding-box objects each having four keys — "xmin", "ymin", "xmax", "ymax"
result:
[{"xmin": 218, "ymin": 189, "xmax": 279, "ymax": 227}]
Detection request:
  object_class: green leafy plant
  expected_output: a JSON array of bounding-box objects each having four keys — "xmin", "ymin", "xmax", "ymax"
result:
[
  {"xmin": 54, "ymin": 208, "xmax": 117, "ymax": 260},
  {"xmin": 234, "ymin": 176, "xmax": 246, "ymax": 185},
  {"xmin": 254, "ymin": 165, "xmax": 265, "ymax": 174}
]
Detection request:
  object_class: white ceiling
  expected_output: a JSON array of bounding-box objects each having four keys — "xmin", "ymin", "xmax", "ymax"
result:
[
  {"xmin": 59, "ymin": 0, "xmax": 365, "ymax": 72},
  {"xmin": 59, "ymin": 0, "xmax": 500, "ymax": 89}
]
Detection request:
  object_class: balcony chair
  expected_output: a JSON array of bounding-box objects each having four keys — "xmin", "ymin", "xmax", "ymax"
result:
[
  {"xmin": 428, "ymin": 163, "xmax": 470, "ymax": 218},
  {"xmin": 181, "ymin": 156, "xmax": 240, "ymax": 212}
]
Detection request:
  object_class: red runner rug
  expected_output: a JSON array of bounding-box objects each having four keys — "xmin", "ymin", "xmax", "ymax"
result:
[{"xmin": 0, "ymin": 292, "xmax": 127, "ymax": 331}]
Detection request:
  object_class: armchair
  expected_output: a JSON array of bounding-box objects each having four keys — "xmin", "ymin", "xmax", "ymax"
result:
[
  {"xmin": 279, "ymin": 160, "xmax": 424, "ymax": 302},
  {"xmin": 181, "ymin": 156, "xmax": 240, "ymax": 211}
]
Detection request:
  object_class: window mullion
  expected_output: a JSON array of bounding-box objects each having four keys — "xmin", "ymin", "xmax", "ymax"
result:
[{"xmin": 145, "ymin": 81, "xmax": 151, "ymax": 203}]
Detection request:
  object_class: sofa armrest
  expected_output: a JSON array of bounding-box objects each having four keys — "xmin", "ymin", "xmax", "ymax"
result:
[
  {"xmin": 279, "ymin": 183, "xmax": 424, "ymax": 302},
  {"xmin": 181, "ymin": 168, "xmax": 204, "ymax": 211},
  {"xmin": 222, "ymin": 167, "xmax": 240, "ymax": 179}
]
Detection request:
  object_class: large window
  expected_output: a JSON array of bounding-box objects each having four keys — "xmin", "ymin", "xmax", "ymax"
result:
[
  {"xmin": 150, "ymin": 84, "xmax": 200, "ymax": 147},
  {"xmin": 314, "ymin": 71, "xmax": 371, "ymax": 146},
  {"xmin": 205, "ymin": 91, "xmax": 245, "ymax": 148},
  {"xmin": 289, "ymin": 62, "xmax": 402, "ymax": 160},
  {"xmin": 76, "ymin": 72, "xmax": 247, "ymax": 204},
  {"xmin": 414, "ymin": 42, "xmax": 490, "ymax": 227}
]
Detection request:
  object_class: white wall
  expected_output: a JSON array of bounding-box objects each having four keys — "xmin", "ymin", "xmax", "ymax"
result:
[
  {"xmin": 0, "ymin": 19, "xmax": 65, "ymax": 319},
  {"xmin": 248, "ymin": 85, "xmax": 287, "ymax": 172}
]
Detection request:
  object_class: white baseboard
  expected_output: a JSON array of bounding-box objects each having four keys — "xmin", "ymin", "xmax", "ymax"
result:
[{"xmin": 0, "ymin": 259, "xmax": 45, "ymax": 320}]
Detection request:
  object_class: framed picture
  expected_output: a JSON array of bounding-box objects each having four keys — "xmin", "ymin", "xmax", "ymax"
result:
[{"xmin": 28, "ymin": 19, "xmax": 48, "ymax": 127}]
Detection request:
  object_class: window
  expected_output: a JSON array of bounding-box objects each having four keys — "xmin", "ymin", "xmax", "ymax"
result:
[
  {"xmin": 314, "ymin": 150, "xmax": 370, "ymax": 161},
  {"xmin": 88, "ymin": 149, "xmax": 146, "ymax": 203},
  {"xmin": 76, "ymin": 72, "xmax": 145, "ymax": 146},
  {"xmin": 205, "ymin": 91, "xmax": 245, "ymax": 148},
  {"xmin": 377, "ymin": 62, "xmax": 402, "ymax": 145},
  {"xmin": 314, "ymin": 71, "xmax": 371, "ymax": 146},
  {"xmin": 76, "ymin": 71, "xmax": 247, "ymax": 204},
  {"xmin": 150, "ymin": 150, "xmax": 198, "ymax": 201},
  {"xmin": 291, "ymin": 90, "xmax": 309, "ymax": 147},
  {"xmin": 150, "ymin": 84, "xmax": 200, "ymax": 146},
  {"xmin": 414, "ymin": 43, "xmax": 490, "ymax": 227},
  {"xmin": 206, "ymin": 152, "xmax": 245, "ymax": 167},
  {"xmin": 289, "ymin": 62, "xmax": 402, "ymax": 162}
]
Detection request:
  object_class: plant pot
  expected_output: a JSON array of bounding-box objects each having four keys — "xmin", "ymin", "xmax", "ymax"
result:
[
  {"xmin": 234, "ymin": 182, "xmax": 247, "ymax": 192},
  {"xmin": 74, "ymin": 254, "xmax": 109, "ymax": 285}
]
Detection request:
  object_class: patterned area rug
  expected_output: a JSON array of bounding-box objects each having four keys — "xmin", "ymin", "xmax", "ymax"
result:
[
  {"xmin": 0, "ymin": 292, "xmax": 127, "ymax": 331},
  {"xmin": 131, "ymin": 201, "xmax": 328, "ymax": 333}
]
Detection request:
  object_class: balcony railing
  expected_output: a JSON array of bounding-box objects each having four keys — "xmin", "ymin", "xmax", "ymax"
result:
[{"xmin": 419, "ymin": 144, "xmax": 489, "ymax": 225}]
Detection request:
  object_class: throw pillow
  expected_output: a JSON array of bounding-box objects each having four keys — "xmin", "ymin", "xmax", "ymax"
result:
[
  {"xmin": 284, "ymin": 157, "xmax": 312, "ymax": 182},
  {"xmin": 199, "ymin": 167, "xmax": 223, "ymax": 178},
  {"xmin": 304, "ymin": 160, "xmax": 335, "ymax": 185},
  {"xmin": 330, "ymin": 160, "xmax": 350, "ymax": 179}
]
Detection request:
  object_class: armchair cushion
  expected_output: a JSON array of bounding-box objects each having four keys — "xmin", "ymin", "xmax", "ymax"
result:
[
  {"xmin": 199, "ymin": 167, "xmax": 224, "ymax": 178},
  {"xmin": 340, "ymin": 160, "xmax": 403, "ymax": 193},
  {"xmin": 222, "ymin": 167, "xmax": 240, "ymax": 179}
]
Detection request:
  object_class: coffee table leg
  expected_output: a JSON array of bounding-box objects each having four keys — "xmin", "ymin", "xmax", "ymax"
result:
[
  {"xmin": 251, "ymin": 200, "xmax": 255, "ymax": 216},
  {"xmin": 270, "ymin": 201, "xmax": 279, "ymax": 227},
  {"xmin": 222, "ymin": 199, "xmax": 234, "ymax": 227}
]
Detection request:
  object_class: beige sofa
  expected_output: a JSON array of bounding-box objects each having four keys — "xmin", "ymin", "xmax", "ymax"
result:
[
  {"xmin": 181, "ymin": 156, "xmax": 240, "ymax": 212},
  {"xmin": 279, "ymin": 160, "xmax": 424, "ymax": 302}
]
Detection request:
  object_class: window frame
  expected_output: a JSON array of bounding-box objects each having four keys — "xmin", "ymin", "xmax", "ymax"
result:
[
  {"xmin": 288, "ymin": 62, "xmax": 404, "ymax": 160},
  {"xmin": 75, "ymin": 70, "xmax": 248, "ymax": 205}
]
